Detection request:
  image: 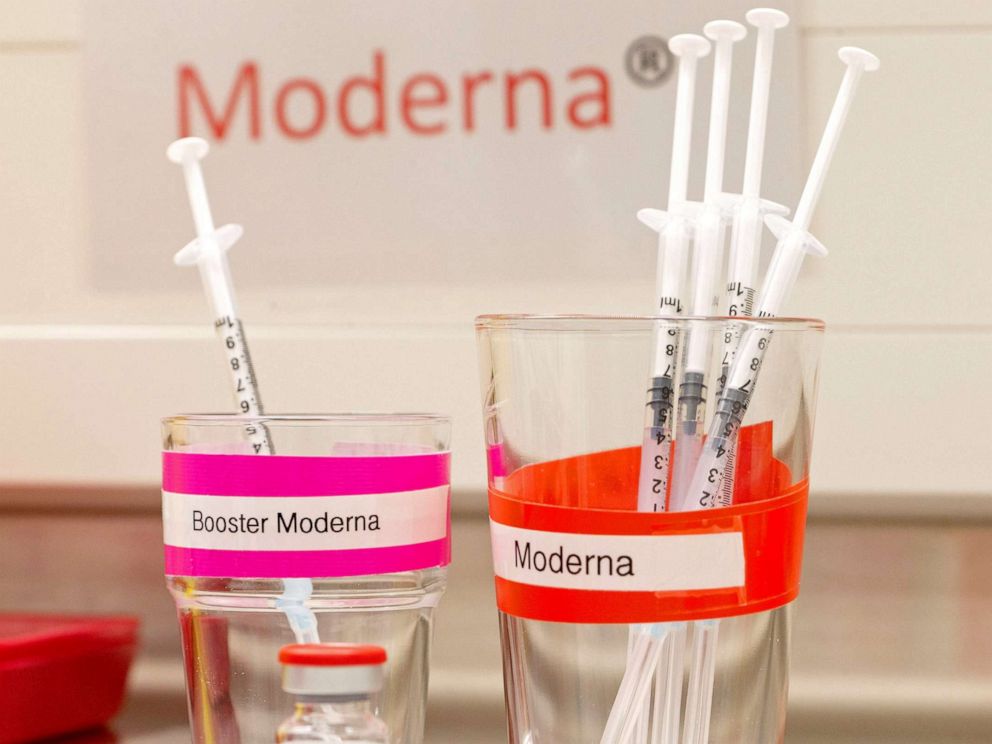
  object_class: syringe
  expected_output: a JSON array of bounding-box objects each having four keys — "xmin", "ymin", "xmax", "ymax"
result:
[
  {"xmin": 675, "ymin": 46, "xmax": 880, "ymax": 515},
  {"xmin": 168, "ymin": 137, "xmax": 320, "ymax": 644},
  {"xmin": 601, "ymin": 35, "xmax": 711, "ymax": 744},
  {"xmin": 670, "ymin": 19, "xmax": 747, "ymax": 508},
  {"xmin": 636, "ymin": 32, "xmax": 711, "ymax": 515},
  {"xmin": 679, "ymin": 16, "xmax": 794, "ymax": 744},
  {"xmin": 602, "ymin": 24, "xmax": 750, "ymax": 744},
  {"xmin": 651, "ymin": 26, "xmax": 747, "ymax": 744},
  {"xmin": 684, "ymin": 49, "xmax": 877, "ymax": 744},
  {"xmin": 715, "ymin": 7, "xmax": 791, "ymax": 511},
  {"xmin": 662, "ymin": 22, "xmax": 750, "ymax": 744},
  {"xmin": 721, "ymin": 9, "xmax": 789, "ymax": 320},
  {"xmin": 678, "ymin": 49, "xmax": 878, "ymax": 744}
]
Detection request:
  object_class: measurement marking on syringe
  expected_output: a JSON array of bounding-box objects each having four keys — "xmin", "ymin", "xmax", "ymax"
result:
[
  {"xmin": 640, "ymin": 368, "xmax": 675, "ymax": 513},
  {"xmin": 726, "ymin": 282, "xmax": 755, "ymax": 317},
  {"xmin": 215, "ymin": 314, "xmax": 270, "ymax": 454}
]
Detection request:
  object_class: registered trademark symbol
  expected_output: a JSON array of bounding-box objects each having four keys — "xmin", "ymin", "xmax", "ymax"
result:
[{"xmin": 625, "ymin": 36, "xmax": 673, "ymax": 87}]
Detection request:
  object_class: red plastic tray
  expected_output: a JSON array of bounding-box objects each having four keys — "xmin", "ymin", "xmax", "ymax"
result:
[{"xmin": 0, "ymin": 614, "xmax": 138, "ymax": 743}]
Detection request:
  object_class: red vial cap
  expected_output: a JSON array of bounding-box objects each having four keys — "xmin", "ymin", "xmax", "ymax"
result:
[{"xmin": 278, "ymin": 643, "xmax": 387, "ymax": 667}]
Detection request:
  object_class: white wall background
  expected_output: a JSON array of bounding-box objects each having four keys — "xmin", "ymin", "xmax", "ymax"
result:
[{"xmin": 0, "ymin": 0, "xmax": 989, "ymax": 511}]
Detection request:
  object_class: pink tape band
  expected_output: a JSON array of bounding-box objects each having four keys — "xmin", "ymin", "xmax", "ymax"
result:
[
  {"xmin": 487, "ymin": 444, "xmax": 508, "ymax": 478},
  {"xmin": 162, "ymin": 451, "xmax": 451, "ymax": 496},
  {"xmin": 164, "ymin": 537, "xmax": 451, "ymax": 579}
]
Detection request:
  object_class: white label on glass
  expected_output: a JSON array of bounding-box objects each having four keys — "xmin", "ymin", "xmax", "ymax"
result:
[
  {"xmin": 163, "ymin": 486, "xmax": 448, "ymax": 552},
  {"xmin": 489, "ymin": 521, "xmax": 745, "ymax": 592}
]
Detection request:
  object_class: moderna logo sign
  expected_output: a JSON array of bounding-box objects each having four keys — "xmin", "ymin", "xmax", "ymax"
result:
[
  {"xmin": 176, "ymin": 48, "xmax": 656, "ymax": 141},
  {"xmin": 85, "ymin": 2, "xmax": 800, "ymax": 291}
]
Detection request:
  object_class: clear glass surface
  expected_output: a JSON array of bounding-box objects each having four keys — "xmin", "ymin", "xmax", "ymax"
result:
[
  {"xmin": 277, "ymin": 699, "xmax": 389, "ymax": 743},
  {"xmin": 477, "ymin": 315, "xmax": 823, "ymax": 744},
  {"xmin": 162, "ymin": 414, "xmax": 450, "ymax": 744}
]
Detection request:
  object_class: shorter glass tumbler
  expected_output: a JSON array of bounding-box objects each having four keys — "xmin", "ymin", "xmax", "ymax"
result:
[{"xmin": 162, "ymin": 413, "xmax": 451, "ymax": 744}]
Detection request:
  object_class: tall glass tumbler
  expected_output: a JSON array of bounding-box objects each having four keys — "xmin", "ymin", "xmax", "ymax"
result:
[
  {"xmin": 162, "ymin": 414, "xmax": 451, "ymax": 744},
  {"xmin": 476, "ymin": 316, "xmax": 823, "ymax": 743}
]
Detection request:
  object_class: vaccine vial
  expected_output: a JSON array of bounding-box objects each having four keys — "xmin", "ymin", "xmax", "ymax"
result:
[{"xmin": 276, "ymin": 643, "xmax": 389, "ymax": 743}]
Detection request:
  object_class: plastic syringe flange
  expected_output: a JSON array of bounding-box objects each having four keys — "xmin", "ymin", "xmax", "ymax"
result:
[
  {"xmin": 173, "ymin": 223, "xmax": 244, "ymax": 267},
  {"xmin": 636, "ymin": 201, "xmax": 710, "ymax": 234},
  {"xmin": 718, "ymin": 193, "xmax": 790, "ymax": 219},
  {"xmin": 764, "ymin": 214, "xmax": 828, "ymax": 257}
]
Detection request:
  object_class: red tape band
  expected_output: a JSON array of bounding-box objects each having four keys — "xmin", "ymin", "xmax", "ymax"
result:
[{"xmin": 486, "ymin": 423, "xmax": 809, "ymax": 623}]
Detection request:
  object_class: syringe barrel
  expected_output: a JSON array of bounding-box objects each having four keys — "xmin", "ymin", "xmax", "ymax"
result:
[
  {"xmin": 650, "ymin": 321, "xmax": 681, "ymax": 379},
  {"xmin": 682, "ymin": 321, "xmax": 715, "ymax": 380},
  {"xmin": 718, "ymin": 203, "xmax": 761, "ymax": 397},
  {"xmin": 637, "ymin": 374, "xmax": 676, "ymax": 513},
  {"xmin": 726, "ymin": 325, "xmax": 772, "ymax": 392},
  {"xmin": 212, "ymin": 314, "xmax": 272, "ymax": 453},
  {"xmin": 657, "ymin": 220, "xmax": 691, "ymax": 314},
  {"xmin": 194, "ymin": 239, "xmax": 269, "ymax": 450},
  {"xmin": 689, "ymin": 211, "xmax": 725, "ymax": 318},
  {"xmin": 683, "ymin": 211, "xmax": 726, "ymax": 375},
  {"xmin": 711, "ymin": 385, "xmax": 749, "ymax": 449},
  {"xmin": 670, "ymin": 368, "xmax": 707, "ymax": 511},
  {"xmin": 754, "ymin": 232, "xmax": 805, "ymax": 318},
  {"xmin": 197, "ymin": 248, "xmax": 239, "ymax": 321},
  {"xmin": 675, "ymin": 384, "xmax": 749, "ymax": 512},
  {"xmin": 726, "ymin": 202, "xmax": 764, "ymax": 299}
]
